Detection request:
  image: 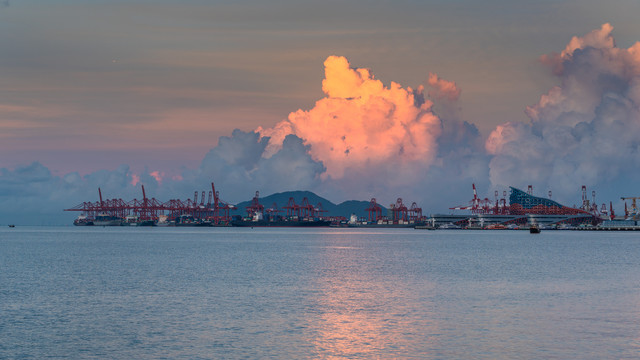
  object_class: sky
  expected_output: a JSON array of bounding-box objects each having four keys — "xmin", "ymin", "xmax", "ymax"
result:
[{"xmin": 3, "ymin": 0, "xmax": 640, "ymax": 224}]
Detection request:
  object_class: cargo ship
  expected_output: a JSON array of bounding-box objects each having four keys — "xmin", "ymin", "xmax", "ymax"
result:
[
  {"xmin": 92, "ymin": 213, "xmax": 123, "ymax": 226},
  {"xmin": 339, "ymin": 214, "xmax": 428, "ymax": 228},
  {"xmin": 73, "ymin": 215, "xmax": 94, "ymax": 226},
  {"xmin": 230, "ymin": 216, "xmax": 331, "ymax": 227},
  {"xmin": 123, "ymin": 215, "xmax": 155, "ymax": 226}
]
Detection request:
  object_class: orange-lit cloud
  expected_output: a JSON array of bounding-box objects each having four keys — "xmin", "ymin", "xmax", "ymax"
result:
[
  {"xmin": 427, "ymin": 73, "xmax": 461, "ymax": 101},
  {"xmin": 131, "ymin": 174, "xmax": 141, "ymax": 186},
  {"xmin": 149, "ymin": 171, "xmax": 164, "ymax": 183},
  {"xmin": 258, "ymin": 56, "xmax": 442, "ymax": 179}
]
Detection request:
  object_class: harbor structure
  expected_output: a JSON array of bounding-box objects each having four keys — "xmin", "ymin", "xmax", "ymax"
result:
[
  {"xmin": 231, "ymin": 191, "xmax": 331, "ymax": 227},
  {"xmin": 432, "ymin": 184, "xmax": 604, "ymax": 229},
  {"xmin": 64, "ymin": 183, "xmax": 234, "ymax": 226}
]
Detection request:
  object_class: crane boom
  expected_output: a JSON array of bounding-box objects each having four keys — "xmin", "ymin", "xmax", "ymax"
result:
[{"xmin": 620, "ymin": 197, "xmax": 640, "ymax": 220}]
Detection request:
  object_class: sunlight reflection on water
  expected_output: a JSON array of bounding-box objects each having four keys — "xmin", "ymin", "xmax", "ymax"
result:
[{"xmin": 1, "ymin": 227, "xmax": 640, "ymax": 359}]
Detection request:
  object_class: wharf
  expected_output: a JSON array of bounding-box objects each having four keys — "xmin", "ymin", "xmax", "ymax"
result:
[{"xmin": 574, "ymin": 226, "xmax": 640, "ymax": 231}]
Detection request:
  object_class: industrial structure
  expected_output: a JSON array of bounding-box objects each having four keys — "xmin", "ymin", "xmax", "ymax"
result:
[
  {"xmin": 64, "ymin": 183, "xmax": 234, "ymax": 226},
  {"xmin": 599, "ymin": 195, "xmax": 640, "ymax": 229},
  {"xmin": 433, "ymin": 184, "xmax": 607, "ymax": 229},
  {"xmin": 346, "ymin": 197, "xmax": 427, "ymax": 227},
  {"xmin": 65, "ymin": 181, "xmax": 629, "ymax": 230},
  {"xmin": 231, "ymin": 191, "xmax": 331, "ymax": 227}
]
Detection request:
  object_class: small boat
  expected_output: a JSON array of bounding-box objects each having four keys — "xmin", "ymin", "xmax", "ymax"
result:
[
  {"xmin": 529, "ymin": 226, "xmax": 541, "ymax": 234},
  {"xmin": 438, "ymin": 223, "xmax": 462, "ymax": 229},
  {"xmin": 8, "ymin": 224, "xmax": 15, "ymax": 228}
]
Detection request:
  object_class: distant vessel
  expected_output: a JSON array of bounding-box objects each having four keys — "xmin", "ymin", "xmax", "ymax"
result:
[
  {"xmin": 343, "ymin": 214, "xmax": 427, "ymax": 228},
  {"xmin": 123, "ymin": 216, "xmax": 154, "ymax": 226},
  {"xmin": 8, "ymin": 224, "xmax": 15, "ymax": 228},
  {"xmin": 175, "ymin": 214, "xmax": 212, "ymax": 227},
  {"xmin": 93, "ymin": 213, "xmax": 122, "ymax": 226},
  {"xmin": 438, "ymin": 223, "xmax": 462, "ymax": 230},
  {"xmin": 156, "ymin": 215, "xmax": 172, "ymax": 227},
  {"xmin": 346, "ymin": 221, "xmax": 425, "ymax": 228},
  {"xmin": 530, "ymin": 225, "xmax": 541, "ymax": 234},
  {"xmin": 231, "ymin": 217, "xmax": 331, "ymax": 227},
  {"xmin": 73, "ymin": 215, "xmax": 94, "ymax": 226}
]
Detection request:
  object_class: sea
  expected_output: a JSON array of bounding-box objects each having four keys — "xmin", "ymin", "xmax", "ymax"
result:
[{"xmin": 1, "ymin": 226, "xmax": 639, "ymax": 359}]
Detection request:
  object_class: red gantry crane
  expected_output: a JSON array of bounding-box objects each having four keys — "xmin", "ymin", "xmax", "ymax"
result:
[{"xmin": 64, "ymin": 181, "xmax": 233, "ymax": 226}]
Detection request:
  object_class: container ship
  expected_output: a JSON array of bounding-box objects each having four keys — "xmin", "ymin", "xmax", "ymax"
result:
[
  {"xmin": 337, "ymin": 214, "xmax": 427, "ymax": 228},
  {"xmin": 230, "ymin": 215, "xmax": 331, "ymax": 227}
]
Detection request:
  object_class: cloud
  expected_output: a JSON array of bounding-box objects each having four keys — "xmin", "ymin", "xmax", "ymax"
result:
[
  {"xmin": 427, "ymin": 72, "xmax": 461, "ymax": 102},
  {"xmin": 258, "ymin": 55, "xmax": 442, "ymax": 179},
  {"xmin": 0, "ymin": 162, "xmax": 144, "ymax": 225},
  {"xmin": 167, "ymin": 56, "xmax": 486, "ymax": 211},
  {"xmin": 0, "ymin": 55, "xmax": 488, "ymax": 224},
  {"xmin": 173, "ymin": 129, "xmax": 325, "ymax": 203},
  {"xmin": 0, "ymin": 130, "xmax": 325, "ymax": 224},
  {"xmin": 170, "ymin": 55, "xmax": 485, "ymax": 209},
  {"xmin": 487, "ymin": 23, "xmax": 640, "ymax": 202},
  {"xmin": 254, "ymin": 55, "xmax": 484, "ymax": 208}
]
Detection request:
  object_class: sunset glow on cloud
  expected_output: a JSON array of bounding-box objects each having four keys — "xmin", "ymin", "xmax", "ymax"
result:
[
  {"xmin": 3, "ymin": 1, "xmax": 640, "ymax": 225},
  {"xmin": 258, "ymin": 56, "xmax": 443, "ymax": 179},
  {"xmin": 427, "ymin": 73, "xmax": 461, "ymax": 102}
]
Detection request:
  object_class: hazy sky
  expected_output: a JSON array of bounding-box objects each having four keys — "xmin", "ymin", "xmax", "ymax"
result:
[
  {"xmin": 3, "ymin": 0, "xmax": 640, "ymax": 224},
  {"xmin": 2, "ymin": 0, "xmax": 638, "ymax": 174}
]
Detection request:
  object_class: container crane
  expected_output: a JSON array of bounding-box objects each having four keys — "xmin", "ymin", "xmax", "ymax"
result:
[{"xmin": 621, "ymin": 196, "xmax": 640, "ymax": 220}]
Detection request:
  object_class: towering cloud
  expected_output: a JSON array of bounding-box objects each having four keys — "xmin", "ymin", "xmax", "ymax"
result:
[
  {"xmin": 174, "ymin": 129, "xmax": 326, "ymax": 202},
  {"xmin": 258, "ymin": 56, "xmax": 442, "ymax": 180},
  {"xmin": 486, "ymin": 23, "xmax": 640, "ymax": 200},
  {"xmin": 3, "ymin": 56, "xmax": 473, "ymax": 224},
  {"xmin": 255, "ymin": 56, "xmax": 481, "ymax": 204}
]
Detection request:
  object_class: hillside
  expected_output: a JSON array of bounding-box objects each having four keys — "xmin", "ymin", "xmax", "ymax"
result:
[{"xmin": 231, "ymin": 191, "xmax": 376, "ymax": 218}]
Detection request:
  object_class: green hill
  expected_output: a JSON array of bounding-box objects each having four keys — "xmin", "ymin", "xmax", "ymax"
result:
[{"xmin": 231, "ymin": 190, "xmax": 378, "ymax": 219}]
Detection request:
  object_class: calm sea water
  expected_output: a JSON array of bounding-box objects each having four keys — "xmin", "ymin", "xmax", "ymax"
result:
[{"xmin": 1, "ymin": 226, "xmax": 640, "ymax": 359}]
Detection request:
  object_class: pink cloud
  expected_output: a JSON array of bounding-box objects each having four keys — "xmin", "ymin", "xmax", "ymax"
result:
[
  {"xmin": 149, "ymin": 171, "xmax": 164, "ymax": 183},
  {"xmin": 427, "ymin": 73, "xmax": 461, "ymax": 101},
  {"xmin": 258, "ymin": 55, "xmax": 442, "ymax": 180}
]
